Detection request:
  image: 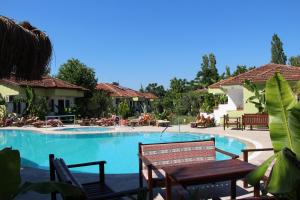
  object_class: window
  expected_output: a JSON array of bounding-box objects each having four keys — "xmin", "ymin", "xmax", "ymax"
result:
[
  {"xmin": 65, "ymin": 100, "xmax": 70, "ymax": 108},
  {"xmin": 8, "ymin": 95, "xmax": 15, "ymax": 102}
]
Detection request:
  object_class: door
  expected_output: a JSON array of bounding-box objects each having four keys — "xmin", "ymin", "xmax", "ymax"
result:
[{"xmin": 58, "ymin": 99, "xmax": 65, "ymax": 114}]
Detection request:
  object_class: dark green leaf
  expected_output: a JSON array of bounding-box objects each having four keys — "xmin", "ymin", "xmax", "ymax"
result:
[
  {"xmin": 266, "ymin": 148, "xmax": 300, "ymax": 197},
  {"xmin": 0, "ymin": 148, "xmax": 21, "ymax": 200},
  {"xmin": 246, "ymin": 154, "xmax": 276, "ymax": 185},
  {"xmin": 266, "ymin": 72, "xmax": 296, "ymax": 152},
  {"xmin": 288, "ymin": 103, "xmax": 300, "ymax": 159}
]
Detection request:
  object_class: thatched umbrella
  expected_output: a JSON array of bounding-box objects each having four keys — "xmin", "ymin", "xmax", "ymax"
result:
[{"xmin": 0, "ymin": 16, "xmax": 52, "ymax": 80}]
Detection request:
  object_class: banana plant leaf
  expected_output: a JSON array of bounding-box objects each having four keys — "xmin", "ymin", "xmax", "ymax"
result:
[
  {"xmin": 0, "ymin": 148, "xmax": 85, "ymax": 200},
  {"xmin": 265, "ymin": 73, "xmax": 296, "ymax": 153},
  {"xmin": 288, "ymin": 103, "xmax": 300, "ymax": 159},
  {"xmin": 0, "ymin": 148, "xmax": 21, "ymax": 200},
  {"xmin": 266, "ymin": 148, "xmax": 300, "ymax": 196},
  {"xmin": 247, "ymin": 73, "xmax": 300, "ymax": 197},
  {"xmin": 246, "ymin": 154, "xmax": 276, "ymax": 185}
]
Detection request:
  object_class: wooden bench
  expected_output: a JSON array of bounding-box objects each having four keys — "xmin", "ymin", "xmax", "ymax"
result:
[
  {"xmin": 242, "ymin": 114, "xmax": 269, "ymax": 130},
  {"xmin": 138, "ymin": 138, "xmax": 239, "ymax": 199},
  {"xmin": 49, "ymin": 154, "xmax": 145, "ymax": 200}
]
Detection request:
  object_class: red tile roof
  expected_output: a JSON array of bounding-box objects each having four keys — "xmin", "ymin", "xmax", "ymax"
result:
[
  {"xmin": 96, "ymin": 83, "xmax": 158, "ymax": 99},
  {"xmin": 0, "ymin": 75, "xmax": 88, "ymax": 91},
  {"xmin": 209, "ymin": 63, "xmax": 300, "ymax": 89}
]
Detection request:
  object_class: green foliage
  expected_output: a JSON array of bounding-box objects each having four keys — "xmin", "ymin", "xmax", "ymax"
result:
[
  {"xmin": 56, "ymin": 58, "xmax": 97, "ymax": 91},
  {"xmin": 232, "ymin": 65, "xmax": 255, "ymax": 77},
  {"xmin": 195, "ymin": 53, "xmax": 219, "ymax": 88},
  {"xmin": 246, "ymin": 73, "xmax": 300, "ymax": 199},
  {"xmin": 32, "ymin": 97, "xmax": 49, "ymax": 119},
  {"xmin": 0, "ymin": 148, "xmax": 83, "ymax": 200},
  {"xmin": 266, "ymin": 73, "xmax": 296, "ymax": 152},
  {"xmin": 89, "ymin": 90, "xmax": 113, "ymax": 117},
  {"xmin": 57, "ymin": 58, "xmax": 99, "ymax": 117},
  {"xmin": 225, "ymin": 65, "xmax": 231, "ymax": 78},
  {"xmin": 0, "ymin": 94, "xmax": 7, "ymax": 118},
  {"xmin": 289, "ymin": 56, "xmax": 300, "ymax": 67},
  {"xmin": 144, "ymin": 83, "xmax": 166, "ymax": 98},
  {"xmin": 244, "ymin": 79, "xmax": 267, "ymax": 113},
  {"xmin": 170, "ymin": 78, "xmax": 189, "ymax": 94},
  {"xmin": 271, "ymin": 34, "xmax": 287, "ymax": 64},
  {"xmin": 118, "ymin": 101, "xmax": 131, "ymax": 119},
  {"xmin": 0, "ymin": 148, "xmax": 21, "ymax": 200},
  {"xmin": 201, "ymin": 93, "xmax": 215, "ymax": 113},
  {"xmin": 14, "ymin": 87, "xmax": 48, "ymax": 118},
  {"xmin": 155, "ymin": 110, "xmax": 172, "ymax": 120}
]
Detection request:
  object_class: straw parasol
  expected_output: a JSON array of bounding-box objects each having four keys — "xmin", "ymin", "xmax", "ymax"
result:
[{"xmin": 0, "ymin": 16, "xmax": 52, "ymax": 80}]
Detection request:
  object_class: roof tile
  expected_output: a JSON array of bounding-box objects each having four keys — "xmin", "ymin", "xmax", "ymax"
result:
[
  {"xmin": 96, "ymin": 83, "xmax": 158, "ymax": 99},
  {"xmin": 0, "ymin": 75, "xmax": 88, "ymax": 91},
  {"xmin": 209, "ymin": 63, "xmax": 300, "ymax": 88}
]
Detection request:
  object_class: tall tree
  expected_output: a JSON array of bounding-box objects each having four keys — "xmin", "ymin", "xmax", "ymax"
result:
[
  {"xmin": 225, "ymin": 65, "xmax": 231, "ymax": 78},
  {"xmin": 195, "ymin": 53, "xmax": 219, "ymax": 88},
  {"xmin": 271, "ymin": 34, "xmax": 287, "ymax": 64},
  {"xmin": 144, "ymin": 83, "xmax": 166, "ymax": 98},
  {"xmin": 289, "ymin": 56, "xmax": 300, "ymax": 67},
  {"xmin": 209, "ymin": 53, "xmax": 219, "ymax": 82},
  {"xmin": 170, "ymin": 78, "xmax": 188, "ymax": 94},
  {"xmin": 57, "ymin": 58, "xmax": 98, "ymax": 117},
  {"xmin": 232, "ymin": 65, "xmax": 255, "ymax": 76},
  {"xmin": 57, "ymin": 58, "xmax": 97, "ymax": 91}
]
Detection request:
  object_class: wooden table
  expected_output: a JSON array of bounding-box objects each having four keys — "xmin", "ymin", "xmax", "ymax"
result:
[{"xmin": 162, "ymin": 159, "xmax": 259, "ymax": 200}]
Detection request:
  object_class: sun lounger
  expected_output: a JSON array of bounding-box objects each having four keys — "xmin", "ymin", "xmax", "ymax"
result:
[
  {"xmin": 156, "ymin": 120, "xmax": 170, "ymax": 127},
  {"xmin": 138, "ymin": 138, "xmax": 238, "ymax": 199},
  {"xmin": 191, "ymin": 114, "xmax": 215, "ymax": 128},
  {"xmin": 49, "ymin": 154, "xmax": 146, "ymax": 200},
  {"xmin": 32, "ymin": 120, "xmax": 45, "ymax": 128}
]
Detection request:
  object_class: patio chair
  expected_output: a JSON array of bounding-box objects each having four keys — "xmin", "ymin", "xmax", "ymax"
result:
[
  {"xmin": 242, "ymin": 148, "xmax": 274, "ymax": 188},
  {"xmin": 223, "ymin": 114, "xmax": 241, "ymax": 130},
  {"xmin": 49, "ymin": 154, "xmax": 147, "ymax": 200},
  {"xmin": 138, "ymin": 138, "xmax": 239, "ymax": 199}
]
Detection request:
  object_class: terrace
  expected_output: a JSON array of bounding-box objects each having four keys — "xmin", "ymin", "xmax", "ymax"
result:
[{"xmin": 15, "ymin": 125, "xmax": 272, "ymax": 200}]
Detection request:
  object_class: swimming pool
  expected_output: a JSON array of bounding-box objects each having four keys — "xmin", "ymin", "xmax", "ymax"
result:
[
  {"xmin": 0, "ymin": 129, "xmax": 246, "ymax": 174},
  {"xmin": 55, "ymin": 127, "xmax": 110, "ymax": 132}
]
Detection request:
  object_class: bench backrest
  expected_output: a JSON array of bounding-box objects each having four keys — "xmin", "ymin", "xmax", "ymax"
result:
[
  {"xmin": 139, "ymin": 139, "xmax": 216, "ymax": 168},
  {"xmin": 242, "ymin": 114, "xmax": 268, "ymax": 125}
]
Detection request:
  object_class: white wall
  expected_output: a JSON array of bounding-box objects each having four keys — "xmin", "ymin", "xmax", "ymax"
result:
[
  {"xmin": 213, "ymin": 85, "xmax": 244, "ymax": 124},
  {"xmin": 227, "ymin": 86, "xmax": 244, "ymax": 109}
]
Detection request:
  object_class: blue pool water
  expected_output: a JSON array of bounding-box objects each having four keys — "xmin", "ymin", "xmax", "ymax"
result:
[
  {"xmin": 0, "ymin": 130, "xmax": 246, "ymax": 174},
  {"xmin": 55, "ymin": 127, "xmax": 110, "ymax": 132}
]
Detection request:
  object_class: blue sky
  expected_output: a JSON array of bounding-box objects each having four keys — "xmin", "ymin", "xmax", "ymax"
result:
[{"xmin": 1, "ymin": 0, "xmax": 300, "ymax": 89}]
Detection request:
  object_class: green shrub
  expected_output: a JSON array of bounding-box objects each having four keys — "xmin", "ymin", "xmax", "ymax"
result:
[{"xmin": 118, "ymin": 102, "xmax": 131, "ymax": 119}]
